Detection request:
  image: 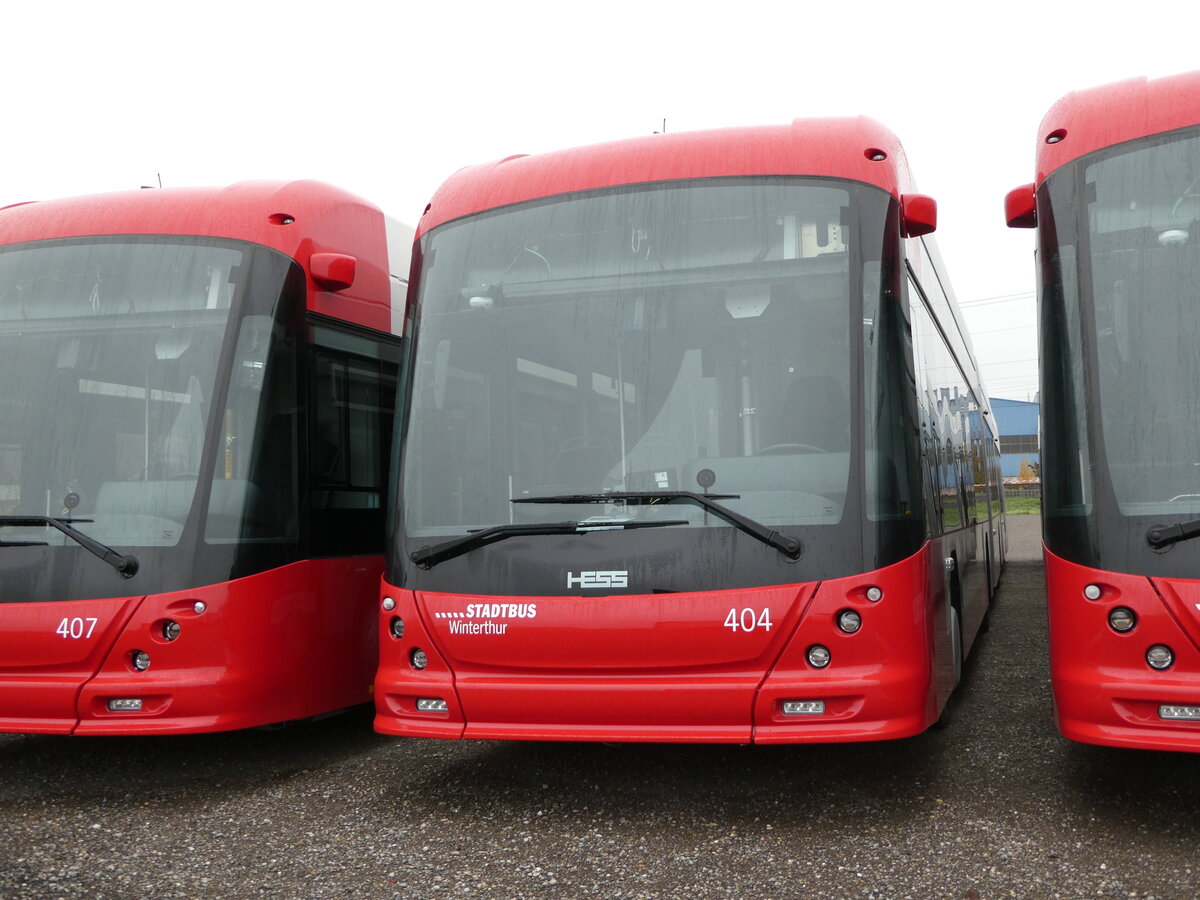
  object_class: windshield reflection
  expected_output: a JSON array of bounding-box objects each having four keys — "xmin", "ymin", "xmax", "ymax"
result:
[
  {"xmin": 402, "ymin": 179, "xmax": 863, "ymax": 539},
  {"xmin": 0, "ymin": 239, "xmax": 240, "ymax": 547},
  {"xmin": 1085, "ymin": 130, "xmax": 1200, "ymax": 514}
]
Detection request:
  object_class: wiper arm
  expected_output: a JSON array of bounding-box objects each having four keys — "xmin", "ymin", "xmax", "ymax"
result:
[
  {"xmin": 411, "ymin": 518, "xmax": 689, "ymax": 570},
  {"xmin": 0, "ymin": 516, "xmax": 139, "ymax": 577},
  {"xmin": 513, "ymin": 491, "xmax": 802, "ymax": 559},
  {"xmin": 1147, "ymin": 520, "xmax": 1200, "ymax": 550}
]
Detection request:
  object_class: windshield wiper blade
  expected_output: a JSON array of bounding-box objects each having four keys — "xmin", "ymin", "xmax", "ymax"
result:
[
  {"xmin": 0, "ymin": 516, "xmax": 139, "ymax": 577},
  {"xmin": 513, "ymin": 491, "xmax": 802, "ymax": 559},
  {"xmin": 411, "ymin": 518, "xmax": 688, "ymax": 570},
  {"xmin": 1147, "ymin": 520, "xmax": 1200, "ymax": 550}
]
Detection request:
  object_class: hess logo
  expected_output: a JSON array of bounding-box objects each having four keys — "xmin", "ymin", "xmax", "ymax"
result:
[{"xmin": 567, "ymin": 570, "xmax": 628, "ymax": 589}]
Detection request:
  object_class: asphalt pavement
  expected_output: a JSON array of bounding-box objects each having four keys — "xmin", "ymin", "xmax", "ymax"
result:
[{"xmin": 2, "ymin": 514, "xmax": 1199, "ymax": 899}]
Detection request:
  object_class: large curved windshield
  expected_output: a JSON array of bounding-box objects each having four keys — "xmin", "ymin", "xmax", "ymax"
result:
[
  {"xmin": 0, "ymin": 239, "xmax": 239, "ymax": 548},
  {"xmin": 1085, "ymin": 128, "xmax": 1200, "ymax": 514},
  {"xmin": 1040, "ymin": 125, "xmax": 1200, "ymax": 572},
  {"xmin": 401, "ymin": 179, "xmax": 865, "ymax": 541}
]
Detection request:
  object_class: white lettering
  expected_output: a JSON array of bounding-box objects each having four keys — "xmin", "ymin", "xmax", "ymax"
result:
[
  {"xmin": 566, "ymin": 571, "xmax": 629, "ymax": 590},
  {"xmin": 448, "ymin": 620, "xmax": 509, "ymax": 635},
  {"xmin": 723, "ymin": 608, "xmax": 773, "ymax": 633},
  {"xmin": 55, "ymin": 617, "xmax": 99, "ymax": 639}
]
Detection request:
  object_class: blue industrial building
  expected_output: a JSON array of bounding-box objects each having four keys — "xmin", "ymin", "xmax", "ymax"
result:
[{"xmin": 991, "ymin": 397, "xmax": 1040, "ymax": 481}]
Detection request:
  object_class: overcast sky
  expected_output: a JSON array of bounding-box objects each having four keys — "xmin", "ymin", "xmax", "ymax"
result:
[{"xmin": 5, "ymin": 0, "xmax": 1197, "ymax": 401}]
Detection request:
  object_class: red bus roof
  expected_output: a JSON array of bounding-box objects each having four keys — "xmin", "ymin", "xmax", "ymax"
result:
[
  {"xmin": 0, "ymin": 180, "xmax": 384, "ymax": 261},
  {"xmin": 420, "ymin": 117, "xmax": 919, "ymax": 234},
  {"xmin": 0, "ymin": 180, "xmax": 397, "ymax": 332},
  {"xmin": 1035, "ymin": 70, "xmax": 1200, "ymax": 183}
]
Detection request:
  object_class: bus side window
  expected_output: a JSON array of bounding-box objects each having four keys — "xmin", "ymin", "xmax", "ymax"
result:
[{"xmin": 308, "ymin": 338, "xmax": 398, "ymax": 557}]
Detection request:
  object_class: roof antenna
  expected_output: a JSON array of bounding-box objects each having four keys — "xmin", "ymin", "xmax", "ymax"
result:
[{"xmin": 654, "ymin": 119, "xmax": 666, "ymax": 134}]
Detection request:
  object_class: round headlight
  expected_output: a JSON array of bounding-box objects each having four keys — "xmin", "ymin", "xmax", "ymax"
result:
[
  {"xmin": 837, "ymin": 609, "xmax": 862, "ymax": 634},
  {"xmin": 193, "ymin": 601, "xmax": 207, "ymax": 615},
  {"xmin": 807, "ymin": 645, "xmax": 831, "ymax": 669},
  {"xmin": 866, "ymin": 586, "xmax": 883, "ymax": 603},
  {"xmin": 382, "ymin": 596, "xmax": 396, "ymax": 611},
  {"xmin": 1084, "ymin": 584, "xmax": 1102, "ymax": 601},
  {"xmin": 390, "ymin": 616, "xmax": 405, "ymax": 640},
  {"xmin": 1108, "ymin": 607, "xmax": 1136, "ymax": 633},
  {"xmin": 131, "ymin": 650, "xmax": 151, "ymax": 672},
  {"xmin": 1146, "ymin": 644, "xmax": 1175, "ymax": 670},
  {"xmin": 411, "ymin": 648, "xmax": 428, "ymax": 670},
  {"xmin": 162, "ymin": 620, "xmax": 181, "ymax": 642}
]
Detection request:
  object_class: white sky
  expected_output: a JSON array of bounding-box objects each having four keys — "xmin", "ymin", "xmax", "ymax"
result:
[{"xmin": 5, "ymin": 0, "xmax": 1197, "ymax": 402}]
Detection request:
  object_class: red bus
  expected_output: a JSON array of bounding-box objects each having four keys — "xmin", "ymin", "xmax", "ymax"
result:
[
  {"xmin": 377, "ymin": 119, "xmax": 1005, "ymax": 743},
  {"xmin": 0, "ymin": 180, "xmax": 413, "ymax": 734},
  {"xmin": 1007, "ymin": 71, "xmax": 1200, "ymax": 752}
]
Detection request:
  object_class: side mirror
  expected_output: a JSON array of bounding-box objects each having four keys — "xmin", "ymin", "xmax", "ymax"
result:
[
  {"xmin": 900, "ymin": 194, "xmax": 937, "ymax": 238},
  {"xmin": 1005, "ymin": 184, "xmax": 1037, "ymax": 228},
  {"xmin": 310, "ymin": 252, "xmax": 357, "ymax": 291}
]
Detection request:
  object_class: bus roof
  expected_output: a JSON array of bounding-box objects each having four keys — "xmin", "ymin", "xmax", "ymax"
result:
[
  {"xmin": 0, "ymin": 180, "xmax": 405, "ymax": 333},
  {"xmin": 420, "ymin": 117, "xmax": 919, "ymax": 234},
  {"xmin": 0, "ymin": 180, "xmax": 385, "ymax": 265},
  {"xmin": 1034, "ymin": 70, "xmax": 1200, "ymax": 183}
]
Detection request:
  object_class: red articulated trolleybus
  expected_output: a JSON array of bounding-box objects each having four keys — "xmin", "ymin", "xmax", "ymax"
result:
[
  {"xmin": 1006, "ymin": 70, "xmax": 1200, "ymax": 752},
  {"xmin": 377, "ymin": 118, "xmax": 1006, "ymax": 744},
  {"xmin": 0, "ymin": 181, "xmax": 413, "ymax": 734}
]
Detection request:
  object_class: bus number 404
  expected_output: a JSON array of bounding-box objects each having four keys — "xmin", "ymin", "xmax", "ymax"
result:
[
  {"xmin": 724, "ymin": 608, "xmax": 772, "ymax": 633},
  {"xmin": 55, "ymin": 617, "xmax": 98, "ymax": 639}
]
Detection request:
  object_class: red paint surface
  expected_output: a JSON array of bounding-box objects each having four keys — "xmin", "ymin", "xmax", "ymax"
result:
[
  {"xmin": 1046, "ymin": 548, "xmax": 1200, "ymax": 753},
  {"xmin": 375, "ymin": 547, "xmax": 944, "ymax": 743}
]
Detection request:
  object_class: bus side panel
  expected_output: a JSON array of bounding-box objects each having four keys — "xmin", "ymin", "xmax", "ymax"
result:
[
  {"xmin": 754, "ymin": 546, "xmax": 935, "ymax": 743},
  {"xmin": 0, "ymin": 596, "xmax": 144, "ymax": 734},
  {"xmin": 1047, "ymin": 548, "xmax": 1200, "ymax": 753},
  {"xmin": 309, "ymin": 555, "xmax": 382, "ymax": 716},
  {"xmin": 74, "ymin": 559, "xmax": 372, "ymax": 735}
]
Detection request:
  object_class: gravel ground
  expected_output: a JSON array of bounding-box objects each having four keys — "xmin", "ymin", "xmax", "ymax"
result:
[{"xmin": 3, "ymin": 514, "xmax": 1199, "ymax": 899}]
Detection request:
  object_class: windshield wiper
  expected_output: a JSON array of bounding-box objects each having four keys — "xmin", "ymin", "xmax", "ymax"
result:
[
  {"xmin": 410, "ymin": 518, "xmax": 688, "ymax": 570},
  {"xmin": 513, "ymin": 491, "xmax": 802, "ymax": 559},
  {"xmin": 1147, "ymin": 520, "xmax": 1200, "ymax": 550},
  {"xmin": 0, "ymin": 516, "xmax": 139, "ymax": 577}
]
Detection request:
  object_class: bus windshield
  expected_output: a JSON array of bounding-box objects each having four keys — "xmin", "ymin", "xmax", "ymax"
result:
[
  {"xmin": 401, "ymin": 179, "xmax": 877, "ymax": 542},
  {"xmin": 0, "ymin": 239, "xmax": 242, "ymax": 548},
  {"xmin": 1082, "ymin": 128, "xmax": 1200, "ymax": 516},
  {"xmin": 1046, "ymin": 128, "xmax": 1200, "ymax": 520}
]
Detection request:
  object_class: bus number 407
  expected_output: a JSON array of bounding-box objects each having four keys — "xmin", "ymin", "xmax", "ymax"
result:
[
  {"xmin": 724, "ymin": 608, "xmax": 772, "ymax": 633},
  {"xmin": 55, "ymin": 617, "xmax": 98, "ymax": 639}
]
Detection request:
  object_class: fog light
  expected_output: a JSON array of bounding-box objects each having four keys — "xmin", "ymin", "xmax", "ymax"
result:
[
  {"xmin": 1147, "ymin": 645, "xmax": 1175, "ymax": 670},
  {"xmin": 390, "ymin": 616, "xmax": 405, "ymax": 639},
  {"xmin": 1159, "ymin": 705, "xmax": 1200, "ymax": 720},
  {"xmin": 416, "ymin": 698, "xmax": 448, "ymax": 712},
  {"xmin": 411, "ymin": 648, "xmax": 428, "ymax": 670},
  {"xmin": 162, "ymin": 620, "xmax": 181, "ymax": 641},
  {"xmin": 837, "ymin": 609, "xmax": 862, "ymax": 634},
  {"xmin": 131, "ymin": 650, "xmax": 151, "ymax": 671},
  {"xmin": 108, "ymin": 698, "xmax": 143, "ymax": 712},
  {"xmin": 382, "ymin": 596, "xmax": 396, "ymax": 611},
  {"xmin": 782, "ymin": 700, "xmax": 825, "ymax": 715},
  {"xmin": 1084, "ymin": 584, "xmax": 1102, "ymax": 601},
  {"xmin": 1108, "ymin": 607, "xmax": 1136, "ymax": 633},
  {"xmin": 866, "ymin": 586, "xmax": 883, "ymax": 602},
  {"xmin": 807, "ymin": 645, "xmax": 831, "ymax": 668},
  {"xmin": 193, "ymin": 601, "xmax": 206, "ymax": 615}
]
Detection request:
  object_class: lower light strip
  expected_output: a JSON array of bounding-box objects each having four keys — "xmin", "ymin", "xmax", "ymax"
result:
[
  {"xmin": 1159, "ymin": 704, "xmax": 1200, "ymax": 720},
  {"xmin": 782, "ymin": 700, "xmax": 826, "ymax": 716}
]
